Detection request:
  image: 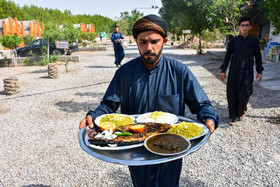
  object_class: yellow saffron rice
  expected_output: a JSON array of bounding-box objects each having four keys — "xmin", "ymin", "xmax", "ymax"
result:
[
  {"xmin": 167, "ymin": 121, "xmax": 203, "ymax": 139},
  {"xmin": 100, "ymin": 114, "xmax": 134, "ymax": 127},
  {"xmin": 150, "ymin": 111, "xmax": 165, "ymax": 120}
]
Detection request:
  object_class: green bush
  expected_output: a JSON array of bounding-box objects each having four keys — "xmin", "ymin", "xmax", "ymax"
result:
[
  {"xmin": 81, "ymin": 32, "xmax": 98, "ymax": 43},
  {"xmin": 22, "ymin": 56, "xmax": 31, "ymax": 66},
  {"xmin": 40, "ymin": 46, "xmax": 58, "ymax": 65},
  {"xmin": 0, "ymin": 51, "xmax": 9, "ymax": 67},
  {"xmin": 21, "ymin": 46, "xmax": 59, "ymax": 66},
  {"xmin": 23, "ymin": 35, "xmax": 35, "ymax": 46},
  {"xmin": 202, "ymin": 29, "xmax": 224, "ymax": 43},
  {"xmin": 49, "ymin": 55, "xmax": 58, "ymax": 63},
  {"xmin": 0, "ymin": 34, "xmax": 22, "ymax": 49}
]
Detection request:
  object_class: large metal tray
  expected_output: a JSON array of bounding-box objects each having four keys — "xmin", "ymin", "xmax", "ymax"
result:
[{"xmin": 78, "ymin": 116, "xmax": 210, "ymax": 166}]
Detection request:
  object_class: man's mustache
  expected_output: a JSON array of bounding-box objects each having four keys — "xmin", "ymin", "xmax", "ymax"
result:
[{"xmin": 143, "ymin": 51, "xmax": 157, "ymax": 56}]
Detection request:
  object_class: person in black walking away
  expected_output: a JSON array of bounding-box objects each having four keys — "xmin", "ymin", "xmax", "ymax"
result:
[
  {"xmin": 111, "ymin": 26, "xmax": 125, "ymax": 67},
  {"xmin": 220, "ymin": 16, "xmax": 264, "ymax": 125}
]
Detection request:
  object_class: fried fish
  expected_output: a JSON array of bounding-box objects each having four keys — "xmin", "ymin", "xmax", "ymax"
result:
[{"xmin": 88, "ymin": 123, "xmax": 171, "ymax": 146}]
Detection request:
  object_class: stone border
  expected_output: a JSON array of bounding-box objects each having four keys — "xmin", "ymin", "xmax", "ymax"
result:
[
  {"xmin": 78, "ymin": 46, "xmax": 107, "ymax": 51},
  {"xmin": 0, "ymin": 55, "xmax": 79, "ymax": 67}
]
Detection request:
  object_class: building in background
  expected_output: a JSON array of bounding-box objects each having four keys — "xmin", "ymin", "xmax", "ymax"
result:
[
  {"xmin": 0, "ymin": 17, "xmax": 44, "ymax": 48},
  {"xmin": 73, "ymin": 23, "xmax": 95, "ymax": 33}
]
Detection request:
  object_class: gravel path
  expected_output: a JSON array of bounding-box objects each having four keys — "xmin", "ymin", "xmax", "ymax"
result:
[{"xmin": 0, "ymin": 44, "xmax": 279, "ymax": 187}]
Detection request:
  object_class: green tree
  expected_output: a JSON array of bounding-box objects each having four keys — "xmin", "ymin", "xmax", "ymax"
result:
[
  {"xmin": 0, "ymin": 34, "xmax": 22, "ymax": 49},
  {"xmin": 159, "ymin": 0, "xmax": 187, "ymax": 39},
  {"xmin": 0, "ymin": 34, "xmax": 22, "ymax": 65},
  {"xmin": 0, "ymin": 0, "xmax": 24, "ymax": 19},
  {"xmin": 160, "ymin": 0, "xmax": 216, "ymax": 54},
  {"xmin": 42, "ymin": 25, "xmax": 84, "ymax": 72},
  {"xmin": 266, "ymin": 0, "xmax": 280, "ymax": 35},
  {"xmin": 87, "ymin": 33, "xmax": 98, "ymax": 43},
  {"xmin": 160, "ymin": 0, "xmax": 270, "ymax": 53},
  {"xmin": 116, "ymin": 9, "xmax": 144, "ymax": 39},
  {"xmin": 62, "ymin": 25, "xmax": 81, "ymax": 43},
  {"xmin": 23, "ymin": 35, "xmax": 35, "ymax": 45},
  {"xmin": 211, "ymin": 0, "xmax": 249, "ymax": 36},
  {"xmin": 42, "ymin": 27, "xmax": 63, "ymax": 63},
  {"xmin": 246, "ymin": 0, "xmax": 268, "ymax": 26},
  {"xmin": 1, "ymin": 0, "xmax": 116, "ymax": 36},
  {"xmin": 211, "ymin": 0, "xmax": 269, "ymax": 36}
]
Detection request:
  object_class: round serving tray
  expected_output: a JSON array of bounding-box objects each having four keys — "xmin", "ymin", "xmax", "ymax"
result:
[{"xmin": 78, "ymin": 115, "xmax": 210, "ymax": 166}]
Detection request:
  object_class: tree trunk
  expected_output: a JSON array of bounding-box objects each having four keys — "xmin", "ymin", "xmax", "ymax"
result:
[
  {"xmin": 198, "ymin": 33, "xmax": 202, "ymax": 54},
  {"xmin": 64, "ymin": 49, "xmax": 68, "ymax": 73},
  {"xmin": 230, "ymin": 22, "xmax": 238, "ymax": 36},
  {"xmin": 47, "ymin": 38, "xmax": 50, "ymax": 63},
  {"xmin": 13, "ymin": 49, "xmax": 17, "ymax": 66}
]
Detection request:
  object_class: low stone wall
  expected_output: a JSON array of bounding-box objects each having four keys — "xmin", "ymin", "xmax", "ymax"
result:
[
  {"xmin": 78, "ymin": 46, "xmax": 107, "ymax": 51},
  {"xmin": 0, "ymin": 49, "xmax": 14, "ymax": 58},
  {"xmin": 0, "ymin": 50, "xmax": 14, "ymax": 67},
  {"xmin": 59, "ymin": 55, "xmax": 79, "ymax": 62},
  {"xmin": 0, "ymin": 55, "xmax": 79, "ymax": 67}
]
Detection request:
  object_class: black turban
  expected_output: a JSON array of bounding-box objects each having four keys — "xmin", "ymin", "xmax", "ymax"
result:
[{"xmin": 132, "ymin": 14, "xmax": 168, "ymax": 39}]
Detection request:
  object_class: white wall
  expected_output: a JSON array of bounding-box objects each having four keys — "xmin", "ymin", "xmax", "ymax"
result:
[{"xmin": 269, "ymin": 22, "xmax": 280, "ymax": 43}]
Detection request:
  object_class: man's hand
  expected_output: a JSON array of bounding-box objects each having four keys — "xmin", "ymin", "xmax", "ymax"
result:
[
  {"xmin": 220, "ymin": 72, "xmax": 226, "ymax": 81},
  {"xmin": 79, "ymin": 115, "xmax": 93, "ymax": 129},
  {"xmin": 256, "ymin": 73, "xmax": 262, "ymax": 82},
  {"xmin": 206, "ymin": 119, "xmax": 215, "ymax": 134}
]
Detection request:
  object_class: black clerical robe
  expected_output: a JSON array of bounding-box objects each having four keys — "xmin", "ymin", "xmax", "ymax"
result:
[
  {"xmin": 220, "ymin": 34, "xmax": 264, "ymax": 120},
  {"xmin": 87, "ymin": 55, "xmax": 220, "ymax": 187}
]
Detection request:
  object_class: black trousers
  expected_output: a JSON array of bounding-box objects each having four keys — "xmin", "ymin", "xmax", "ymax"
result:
[
  {"xmin": 114, "ymin": 46, "xmax": 125, "ymax": 65},
  {"xmin": 128, "ymin": 159, "xmax": 182, "ymax": 187},
  {"xmin": 227, "ymin": 87, "xmax": 249, "ymax": 120}
]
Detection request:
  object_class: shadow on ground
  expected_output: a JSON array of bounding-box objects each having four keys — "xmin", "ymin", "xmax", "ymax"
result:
[
  {"xmin": 0, "ymin": 90, "xmax": 6, "ymax": 95},
  {"xmin": 85, "ymin": 65, "xmax": 114, "ymax": 69},
  {"xmin": 246, "ymin": 114, "xmax": 280, "ymax": 125},
  {"xmin": 180, "ymin": 175, "xmax": 208, "ymax": 187},
  {"xmin": 55, "ymin": 100, "xmax": 99, "ymax": 113},
  {"xmin": 55, "ymin": 92, "xmax": 105, "ymax": 113},
  {"xmin": 22, "ymin": 185, "xmax": 51, "ymax": 187},
  {"xmin": 0, "ymin": 82, "xmax": 110, "ymax": 101},
  {"xmin": 30, "ymin": 69, "xmax": 48, "ymax": 74}
]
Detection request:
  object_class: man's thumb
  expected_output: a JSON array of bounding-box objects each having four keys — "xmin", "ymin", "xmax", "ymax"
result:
[{"xmin": 86, "ymin": 115, "xmax": 93, "ymax": 125}]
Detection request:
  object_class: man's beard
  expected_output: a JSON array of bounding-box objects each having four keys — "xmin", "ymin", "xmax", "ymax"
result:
[{"xmin": 140, "ymin": 45, "xmax": 163, "ymax": 65}]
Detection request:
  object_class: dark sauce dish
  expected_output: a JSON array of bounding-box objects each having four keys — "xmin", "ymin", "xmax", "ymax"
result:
[{"xmin": 144, "ymin": 133, "xmax": 191, "ymax": 156}]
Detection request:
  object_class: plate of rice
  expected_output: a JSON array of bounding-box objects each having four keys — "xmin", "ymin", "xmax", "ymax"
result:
[
  {"xmin": 94, "ymin": 113, "xmax": 135, "ymax": 127},
  {"xmin": 136, "ymin": 111, "xmax": 179, "ymax": 124},
  {"xmin": 166, "ymin": 121, "xmax": 209, "ymax": 140}
]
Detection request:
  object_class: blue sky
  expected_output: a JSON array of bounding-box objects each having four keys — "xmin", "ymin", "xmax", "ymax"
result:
[{"xmin": 12, "ymin": 0, "xmax": 163, "ymax": 20}]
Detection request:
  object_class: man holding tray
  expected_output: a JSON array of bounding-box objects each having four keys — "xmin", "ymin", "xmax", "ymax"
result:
[{"xmin": 80, "ymin": 14, "xmax": 220, "ymax": 187}]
